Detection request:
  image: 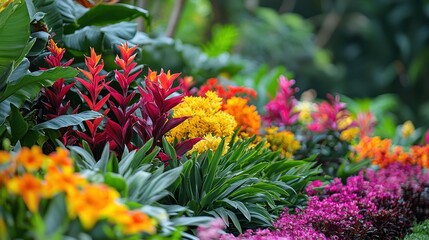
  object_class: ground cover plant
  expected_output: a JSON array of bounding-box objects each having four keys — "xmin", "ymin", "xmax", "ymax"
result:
[{"xmin": 1, "ymin": 1, "xmax": 429, "ymax": 239}]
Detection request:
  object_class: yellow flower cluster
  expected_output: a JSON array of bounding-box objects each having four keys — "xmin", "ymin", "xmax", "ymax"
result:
[
  {"xmin": 337, "ymin": 115, "xmax": 360, "ymax": 142},
  {"xmin": 265, "ymin": 127, "xmax": 301, "ymax": 159},
  {"xmin": 0, "ymin": 146, "xmax": 156, "ymax": 234},
  {"xmin": 295, "ymin": 101, "xmax": 314, "ymax": 124},
  {"xmin": 223, "ymin": 97, "xmax": 261, "ymax": 136},
  {"xmin": 168, "ymin": 91, "xmax": 237, "ymax": 153}
]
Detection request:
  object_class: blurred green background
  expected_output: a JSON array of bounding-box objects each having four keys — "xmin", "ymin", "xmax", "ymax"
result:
[{"xmin": 125, "ymin": 0, "xmax": 429, "ymax": 127}]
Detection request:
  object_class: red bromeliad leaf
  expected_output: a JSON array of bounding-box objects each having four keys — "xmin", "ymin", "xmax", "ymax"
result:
[
  {"xmin": 94, "ymin": 94, "xmax": 111, "ymax": 112},
  {"xmin": 158, "ymin": 117, "xmax": 188, "ymax": 138},
  {"xmin": 175, "ymin": 138, "xmax": 202, "ymax": 156}
]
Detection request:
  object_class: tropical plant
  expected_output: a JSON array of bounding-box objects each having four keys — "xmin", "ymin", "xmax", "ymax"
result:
[
  {"xmin": 69, "ymin": 140, "xmax": 214, "ymax": 240},
  {"xmin": 165, "ymin": 136, "xmax": 321, "ymax": 234}
]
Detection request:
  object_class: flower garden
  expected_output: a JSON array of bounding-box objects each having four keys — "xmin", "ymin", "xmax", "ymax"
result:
[{"xmin": 1, "ymin": 1, "xmax": 429, "ymax": 239}]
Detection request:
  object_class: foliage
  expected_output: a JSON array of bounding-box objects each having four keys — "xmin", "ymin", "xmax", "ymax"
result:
[
  {"xmin": 0, "ymin": 146, "xmax": 157, "ymax": 239},
  {"xmin": 404, "ymin": 220, "xmax": 429, "ymax": 240},
  {"xmin": 166, "ymin": 136, "xmax": 320, "ymax": 233}
]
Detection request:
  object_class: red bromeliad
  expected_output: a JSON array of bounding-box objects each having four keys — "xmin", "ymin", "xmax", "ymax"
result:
[
  {"xmin": 105, "ymin": 43, "xmax": 141, "ymax": 153},
  {"xmin": 135, "ymin": 69, "xmax": 201, "ymax": 162},
  {"xmin": 40, "ymin": 40, "xmax": 76, "ymax": 119},
  {"xmin": 74, "ymin": 48, "xmax": 110, "ymax": 157},
  {"xmin": 38, "ymin": 40, "xmax": 79, "ymax": 149}
]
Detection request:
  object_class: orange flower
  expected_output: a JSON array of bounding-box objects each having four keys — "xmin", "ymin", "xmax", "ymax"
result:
[
  {"xmin": 6, "ymin": 174, "xmax": 44, "ymax": 212},
  {"xmin": 223, "ymin": 97, "xmax": 261, "ymax": 135},
  {"xmin": 43, "ymin": 167, "xmax": 87, "ymax": 198},
  {"xmin": 16, "ymin": 146, "xmax": 47, "ymax": 172},
  {"xmin": 67, "ymin": 184, "xmax": 120, "ymax": 229},
  {"xmin": 0, "ymin": 151, "xmax": 10, "ymax": 165},
  {"xmin": 122, "ymin": 210, "xmax": 156, "ymax": 235},
  {"xmin": 48, "ymin": 147, "xmax": 74, "ymax": 173}
]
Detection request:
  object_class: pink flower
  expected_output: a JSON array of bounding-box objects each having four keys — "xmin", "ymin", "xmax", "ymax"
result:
[{"xmin": 264, "ymin": 76, "xmax": 299, "ymax": 127}]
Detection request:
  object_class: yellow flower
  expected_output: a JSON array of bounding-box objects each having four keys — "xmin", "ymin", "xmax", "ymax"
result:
[
  {"xmin": 168, "ymin": 91, "xmax": 237, "ymax": 143},
  {"xmin": 265, "ymin": 127, "xmax": 300, "ymax": 159},
  {"xmin": 6, "ymin": 173, "xmax": 44, "ymax": 212},
  {"xmin": 296, "ymin": 101, "xmax": 314, "ymax": 124},
  {"xmin": 67, "ymin": 184, "xmax": 120, "ymax": 229},
  {"xmin": 190, "ymin": 134, "xmax": 228, "ymax": 155},
  {"xmin": 340, "ymin": 127, "xmax": 360, "ymax": 142},
  {"xmin": 402, "ymin": 120, "xmax": 415, "ymax": 138},
  {"xmin": 16, "ymin": 146, "xmax": 47, "ymax": 172},
  {"xmin": 223, "ymin": 97, "xmax": 261, "ymax": 136}
]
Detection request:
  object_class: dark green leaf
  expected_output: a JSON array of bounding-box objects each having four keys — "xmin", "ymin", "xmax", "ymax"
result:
[
  {"xmin": 32, "ymin": 111, "xmax": 102, "ymax": 130},
  {"xmin": 0, "ymin": 66, "xmax": 78, "ymax": 101},
  {"xmin": 0, "ymin": 1, "xmax": 30, "ymax": 78},
  {"xmin": 77, "ymin": 4, "xmax": 150, "ymax": 28},
  {"xmin": 8, "ymin": 104, "xmax": 28, "ymax": 144}
]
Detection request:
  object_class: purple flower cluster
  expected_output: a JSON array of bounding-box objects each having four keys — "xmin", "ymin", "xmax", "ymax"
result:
[
  {"xmin": 222, "ymin": 163, "xmax": 427, "ymax": 239},
  {"xmin": 198, "ymin": 218, "xmax": 225, "ymax": 240}
]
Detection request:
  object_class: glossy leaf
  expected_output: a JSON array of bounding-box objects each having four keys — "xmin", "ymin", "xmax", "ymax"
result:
[
  {"xmin": 0, "ymin": 1, "xmax": 30, "ymax": 79},
  {"xmin": 77, "ymin": 3, "xmax": 150, "ymax": 28},
  {"xmin": 32, "ymin": 111, "xmax": 102, "ymax": 130}
]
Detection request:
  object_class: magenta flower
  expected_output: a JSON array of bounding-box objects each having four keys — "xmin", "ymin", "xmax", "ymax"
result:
[{"xmin": 264, "ymin": 76, "xmax": 299, "ymax": 127}]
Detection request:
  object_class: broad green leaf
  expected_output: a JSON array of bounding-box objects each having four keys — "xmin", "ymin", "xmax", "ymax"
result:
[
  {"xmin": 32, "ymin": 111, "xmax": 102, "ymax": 130},
  {"xmin": 33, "ymin": 0, "xmax": 66, "ymax": 41},
  {"xmin": 0, "ymin": 0, "xmax": 30, "ymax": 79},
  {"xmin": 77, "ymin": 3, "xmax": 150, "ymax": 28},
  {"xmin": 0, "ymin": 66, "xmax": 78, "ymax": 101},
  {"xmin": 8, "ymin": 104, "xmax": 29, "ymax": 144},
  {"xmin": 44, "ymin": 194, "xmax": 67, "ymax": 236},
  {"xmin": 63, "ymin": 26, "xmax": 103, "ymax": 52}
]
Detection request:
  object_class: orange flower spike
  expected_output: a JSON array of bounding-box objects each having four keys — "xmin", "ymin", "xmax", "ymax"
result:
[
  {"xmin": 16, "ymin": 146, "xmax": 47, "ymax": 172},
  {"xmin": 118, "ymin": 42, "xmax": 138, "ymax": 63},
  {"xmin": 47, "ymin": 39, "xmax": 65, "ymax": 58},
  {"xmin": 6, "ymin": 174, "xmax": 44, "ymax": 212}
]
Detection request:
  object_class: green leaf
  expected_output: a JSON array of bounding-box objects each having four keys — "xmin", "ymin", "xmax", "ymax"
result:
[
  {"xmin": 95, "ymin": 143, "xmax": 111, "ymax": 172},
  {"xmin": 44, "ymin": 194, "xmax": 67, "ymax": 236},
  {"xmin": 33, "ymin": 0, "xmax": 66, "ymax": 41},
  {"xmin": 202, "ymin": 139, "xmax": 225, "ymax": 193},
  {"xmin": 63, "ymin": 26, "xmax": 103, "ymax": 52},
  {"xmin": 69, "ymin": 145, "xmax": 96, "ymax": 170},
  {"xmin": 104, "ymin": 172, "xmax": 127, "ymax": 197},
  {"xmin": 8, "ymin": 104, "xmax": 29, "ymax": 144},
  {"xmin": 32, "ymin": 111, "xmax": 102, "ymax": 130},
  {"xmin": 77, "ymin": 3, "xmax": 150, "ymax": 28},
  {"xmin": 0, "ymin": 0, "xmax": 30, "ymax": 79},
  {"xmin": 106, "ymin": 153, "xmax": 119, "ymax": 174},
  {"xmin": 0, "ymin": 66, "xmax": 78, "ymax": 101}
]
